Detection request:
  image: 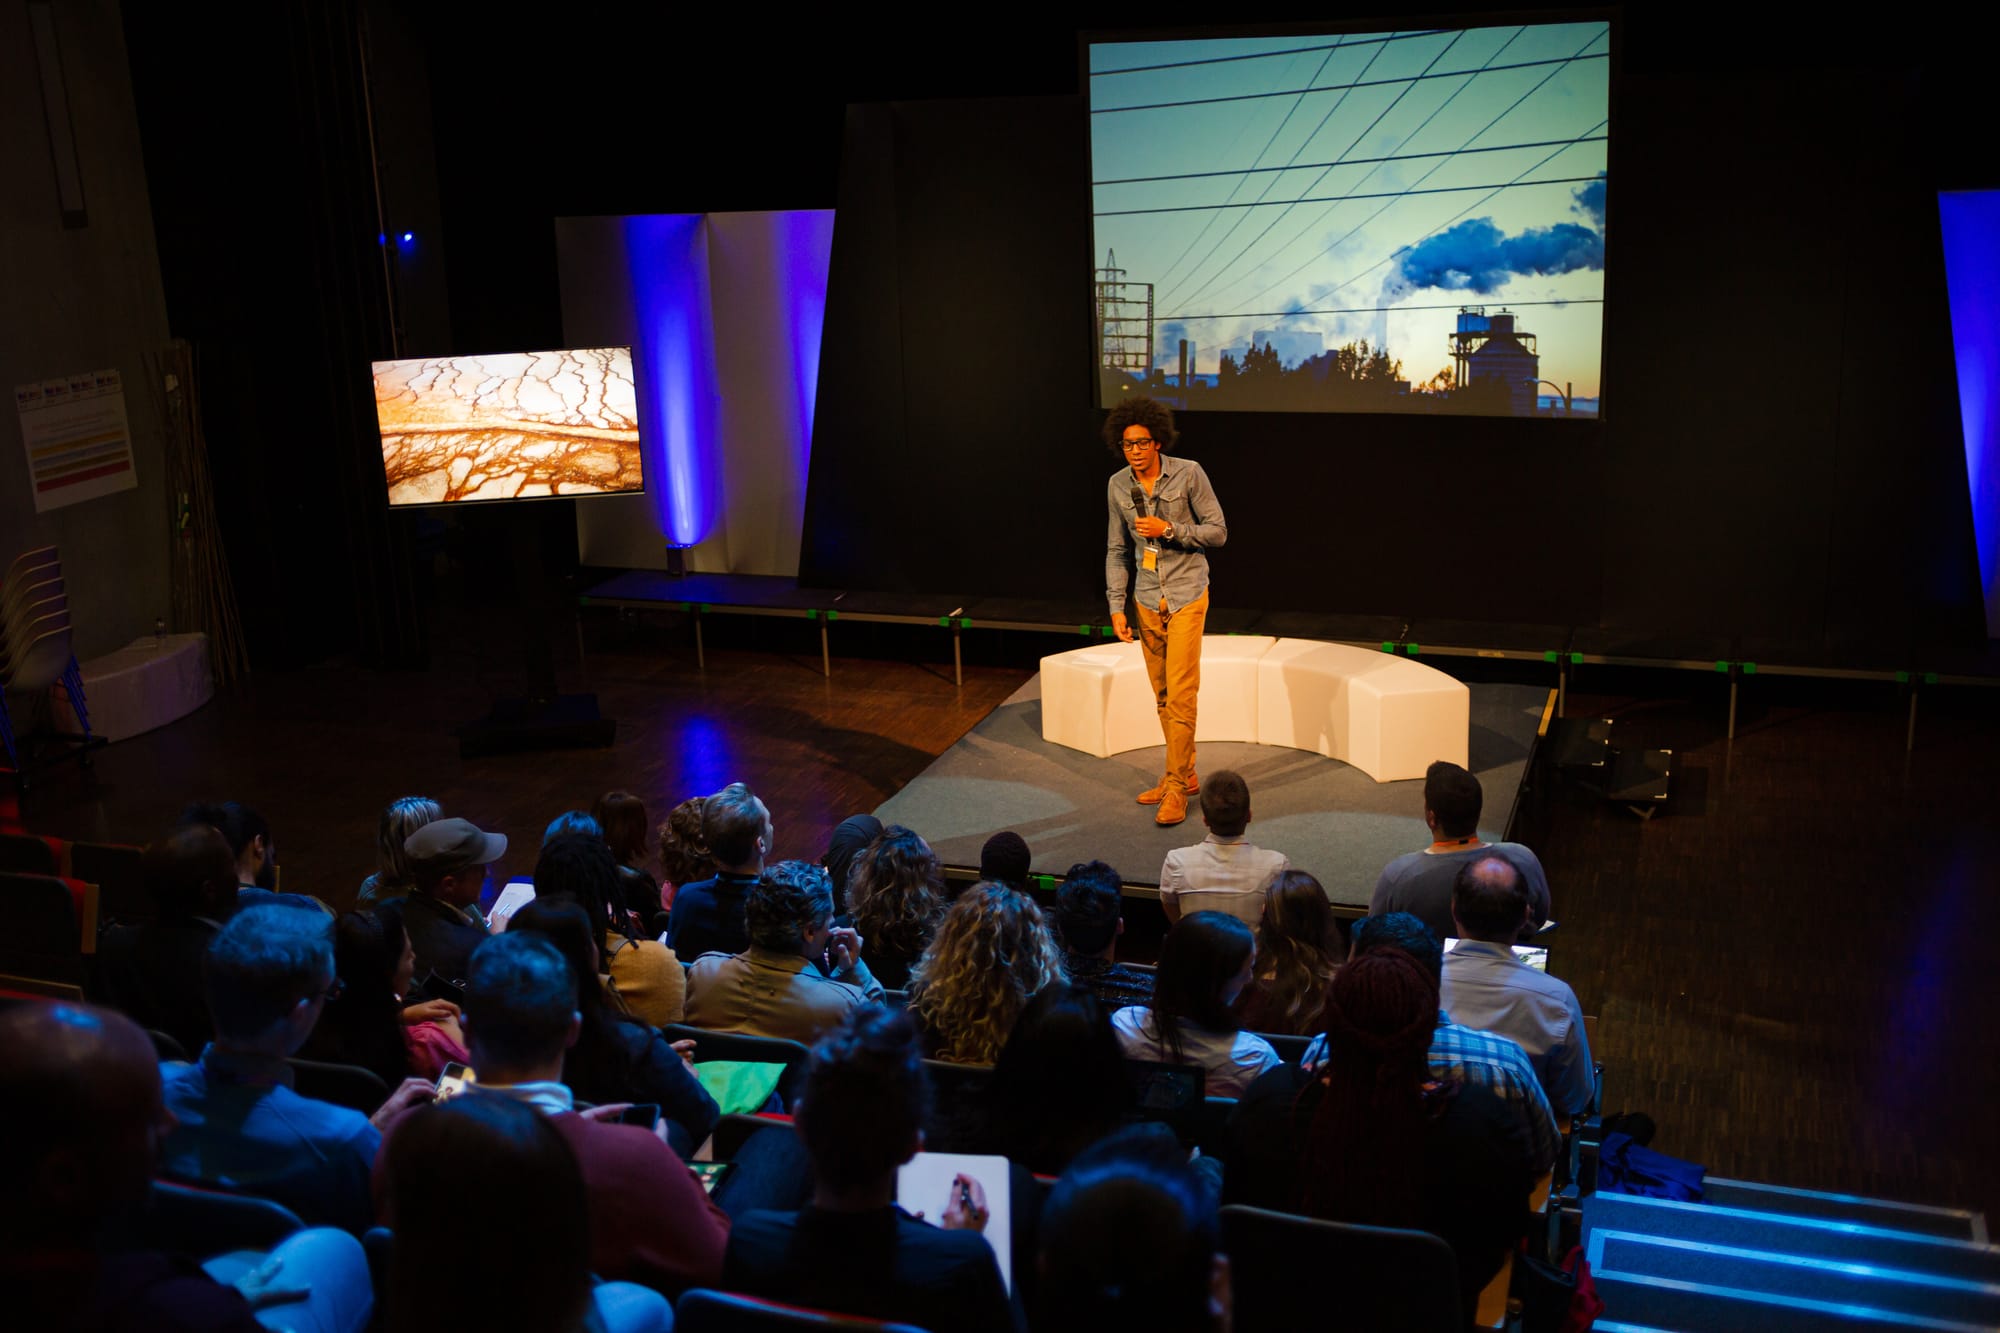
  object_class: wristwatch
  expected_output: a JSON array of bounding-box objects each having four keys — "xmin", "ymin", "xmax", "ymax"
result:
[{"xmin": 1162, "ymin": 522, "xmax": 1175, "ymax": 541}]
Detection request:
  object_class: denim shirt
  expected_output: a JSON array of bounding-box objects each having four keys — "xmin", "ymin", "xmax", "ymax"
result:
[{"xmin": 1106, "ymin": 455, "xmax": 1227, "ymax": 615}]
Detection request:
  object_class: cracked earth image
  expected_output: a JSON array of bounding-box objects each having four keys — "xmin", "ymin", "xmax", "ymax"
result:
[{"xmin": 376, "ymin": 348, "xmax": 643, "ymax": 504}]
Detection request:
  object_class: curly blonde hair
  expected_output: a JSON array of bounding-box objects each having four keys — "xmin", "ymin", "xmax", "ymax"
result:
[
  {"xmin": 908, "ymin": 883, "xmax": 1066, "ymax": 1066},
  {"xmin": 847, "ymin": 826, "xmax": 944, "ymax": 963}
]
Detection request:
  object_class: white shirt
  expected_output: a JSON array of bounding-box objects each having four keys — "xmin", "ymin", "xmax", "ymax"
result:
[
  {"xmin": 1159, "ymin": 833, "xmax": 1290, "ymax": 927},
  {"xmin": 1110, "ymin": 1005, "xmax": 1281, "ymax": 1099}
]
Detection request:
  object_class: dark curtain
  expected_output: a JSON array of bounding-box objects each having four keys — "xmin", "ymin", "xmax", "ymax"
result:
[{"xmin": 124, "ymin": 0, "xmax": 424, "ymax": 669}]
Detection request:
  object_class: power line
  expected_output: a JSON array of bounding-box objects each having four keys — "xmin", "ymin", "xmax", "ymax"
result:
[
  {"xmin": 1092, "ymin": 51, "xmax": 1608, "ymax": 116},
  {"xmin": 1163, "ymin": 26, "xmax": 1524, "ymax": 312},
  {"xmin": 1093, "ymin": 133, "xmax": 1606, "ymax": 186},
  {"xmin": 1164, "ymin": 28, "xmax": 1471, "ymax": 311},
  {"xmin": 1158, "ymin": 30, "xmax": 1422, "ymax": 307},
  {"xmin": 1151, "ymin": 36, "xmax": 1353, "ymax": 292},
  {"xmin": 1090, "ymin": 29, "xmax": 1451, "ymax": 77},
  {"xmin": 1157, "ymin": 298, "xmax": 1603, "ymax": 321},
  {"xmin": 1100, "ymin": 175, "xmax": 1603, "ymax": 218},
  {"xmin": 1217, "ymin": 32, "xmax": 1608, "ymax": 317}
]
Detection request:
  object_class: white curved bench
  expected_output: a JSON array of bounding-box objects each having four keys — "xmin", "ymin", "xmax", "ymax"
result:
[
  {"xmin": 1039, "ymin": 636, "xmax": 1273, "ymax": 758},
  {"xmin": 1040, "ymin": 636, "xmax": 1467, "ymax": 783}
]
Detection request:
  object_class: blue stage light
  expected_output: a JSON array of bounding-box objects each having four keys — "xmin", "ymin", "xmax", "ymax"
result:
[
  {"xmin": 401, "ymin": 231, "xmax": 414, "ymax": 244},
  {"xmin": 625, "ymin": 214, "xmax": 719, "ymax": 549},
  {"xmin": 1939, "ymin": 191, "xmax": 2000, "ymax": 637}
]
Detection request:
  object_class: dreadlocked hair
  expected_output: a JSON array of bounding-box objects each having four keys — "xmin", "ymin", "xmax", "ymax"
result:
[
  {"xmin": 907, "ymin": 882, "xmax": 1066, "ymax": 1065},
  {"xmin": 1299, "ymin": 946, "xmax": 1451, "ymax": 1229}
]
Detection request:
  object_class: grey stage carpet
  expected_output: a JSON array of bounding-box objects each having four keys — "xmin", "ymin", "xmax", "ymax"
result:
[{"xmin": 875, "ymin": 677, "xmax": 1550, "ymax": 908}]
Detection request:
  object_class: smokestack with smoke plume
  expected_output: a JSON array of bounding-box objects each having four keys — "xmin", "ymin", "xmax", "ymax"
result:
[
  {"xmin": 1380, "ymin": 176, "xmax": 1607, "ymax": 301},
  {"xmin": 1385, "ymin": 217, "xmax": 1603, "ymax": 299}
]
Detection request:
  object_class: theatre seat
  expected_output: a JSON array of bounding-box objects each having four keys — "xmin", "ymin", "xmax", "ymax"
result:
[{"xmin": 1039, "ymin": 636, "xmax": 1468, "ymax": 781}]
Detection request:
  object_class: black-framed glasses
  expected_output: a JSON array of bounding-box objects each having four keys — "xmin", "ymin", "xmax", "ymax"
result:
[{"xmin": 1122, "ymin": 437, "xmax": 1158, "ymax": 451}]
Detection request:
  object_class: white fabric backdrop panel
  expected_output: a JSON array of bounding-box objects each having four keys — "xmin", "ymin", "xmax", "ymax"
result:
[{"xmin": 556, "ymin": 211, "xmax": 834, "ymax": 576}]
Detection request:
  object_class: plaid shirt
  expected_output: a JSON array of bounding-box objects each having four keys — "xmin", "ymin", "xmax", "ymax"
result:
[
  {"xmin": 1301, "ymin": 1009, "xmax": 1559, "ymax": 1176},
  {"xmin": 1065, "ymin": 953, "xmax": 1157, "ymax": 1010}
]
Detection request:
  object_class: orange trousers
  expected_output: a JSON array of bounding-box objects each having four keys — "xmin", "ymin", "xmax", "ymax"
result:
[{"xmin": 1134, "ymin": 590, "xmax": 1208, "ymax": 794}]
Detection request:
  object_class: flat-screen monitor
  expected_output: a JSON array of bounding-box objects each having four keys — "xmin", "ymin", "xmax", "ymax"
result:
[
  {"xmin": 1089, "ymin": 20, "xmax": 1609, "ymax": 417},
  {"xmin": 372, "ymin": 347, "xmax": 644, "ymax": 506}
]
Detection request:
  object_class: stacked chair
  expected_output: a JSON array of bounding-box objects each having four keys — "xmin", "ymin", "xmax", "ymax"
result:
[{"xmin": 0, "ymin": 545, "xmax": 97, "ymax": 787}]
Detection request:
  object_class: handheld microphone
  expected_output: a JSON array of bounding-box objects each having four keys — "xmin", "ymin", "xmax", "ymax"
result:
[{"xmin": 1130, "ymin": 484, "xmax": 1148, "ymax": 520}]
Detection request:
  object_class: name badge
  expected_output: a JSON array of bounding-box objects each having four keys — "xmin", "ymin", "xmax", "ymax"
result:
[{"xmin": 1142, "ymin": 546, "xmax": 1160, "ymax": 572}]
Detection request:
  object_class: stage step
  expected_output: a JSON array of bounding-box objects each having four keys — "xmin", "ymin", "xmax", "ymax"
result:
[
  {"xmin": 1582, "ymin": 1193, "xmax": 2000, "ymax": 1286},
  {"xmin": 1591, "ymin": 1270, "xmax": 1993, "ymax": 1332},
  {"xmin": 1590, "ymin": 1230, "xmax": 2000, "ymax": 1327},
  {"xmin": 1701, "ymin": 1177, "xmax": 1988, "ymax": 1242}
]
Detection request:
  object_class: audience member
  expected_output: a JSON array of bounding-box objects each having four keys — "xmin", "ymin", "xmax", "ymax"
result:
[
  {"xmin": 179, "ymin": 799, "xmax": 279, "ymax": 893},
  {"xmin": 1299, "ymin": 912, "xmax": 1560, "ymax": 1177},
  {"xmin": 94, "ymin": 823, "xmax": 239, "ymax": 1056},
  {"xmin": 594, "ymin": 789, "xmax": 663, "ymax": 925},
  {"xmin": 1035, "ymin": 1127, "xmax": 1230, "ymax": 1333},
  {"xmin": 1224, "ymin": 948, "xmax": 1532, "ymax": 1320},
  {"xmin": 387, "ymin": 816, "xmax": 504, "ymax": 985},
  {"xmin": 179, "ymin": 799, "xmax": 329, "ymax": 915},
  {"xmin": 1111, "ymin": 911, "xmax": 1279, "ymax": 1097},
  {"xmin": 845, "ymin": 824, "xmax": 945, "ymax": 989},
  {"xmin": 450, "ymin": 931, "xmax": 729, "ymax": 1294},
  {"xmin": 818, "ymin": 811, "xmax": 881, "ymax": 912},
  {"xmin": 657, "ymin": 795, "xmax": 712, "ymax": 913},
  {"xmin": 1369, "ymin": 760, "xmax": 1551, "ymax": 942},
  {"xmin": 300, "ymin": 910, "xmax": 467, "ymax": 1088},
  {"xmin": 1157, "ymin": 770, "xmax": 1290, "ymax": 926},
  {"xmin": 666, "ymin": 781, "xmax": 771, "ymax": 959},
  {"xmin": 355, "ymin": 796, "xmax": 441, "ymax": 908},
  {"xmin": 1052, "ymin": 859, "xmax": 1155, "ymax": 1009},
  {"xmin": 1235, "ymin": 870, "xmax": 1345, "ymax": 1036},
  {"xmin": 723, "ymin": 1008, "xmax": 1014, "ymax": 1333},
  {"xmin": 534, "ymin": 833, "xmax": 685, "ymax": 1026},
  {"xmin": 509, "ymin": 897, "xmax": 719, "ymax": 1151},
  {"xmin": 0, "ymin": 1002, "xmax": 372, "ymax": 1333},
  {"xmin": 158, "ymin": 904, "xmax": 433, "ymax": 1232},
  {"xmin": 979, "ymin": 829, "xmax": 1032, "ymax": 892},
  {"xmin": 687, "ymin": 860, "xmax": 883, "ymax": 1042},
  {"xmin": 990, "ymin": 983, "xmax": 1133, "ymax": 1175},
  {"xmin": 909, "ymin": 881, "xmax": 1066, "ymax": 1065},
  {"xmin": 1444, "ymin": 856, "xmax": 1594, "ymax": 1116},
  {"xmin": 543, "ymin": 809, "xmax": 603, "ymax": 843},
  {"xmin": 379, "ymin": 1089, "xmax": 672, "ymax": 1333}
]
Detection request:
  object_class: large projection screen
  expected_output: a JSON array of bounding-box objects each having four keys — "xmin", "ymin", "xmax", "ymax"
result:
[
  {"xmin": 373, "ymin": 347, "xmax": 644, "ymax": 506},
  {"xmin": 1090, "ymin": 20, "xmax": 1609, "ymax": 418}
]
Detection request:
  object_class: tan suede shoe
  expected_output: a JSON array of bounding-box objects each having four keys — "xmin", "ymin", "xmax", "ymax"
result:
[
  {"xmin": 1136, "ymin": 771, "xmax": 1199, "ymax": 805},
  {"xmin": 1154, "ymin": 785, "xmax": 1190, "ymax": 826}
]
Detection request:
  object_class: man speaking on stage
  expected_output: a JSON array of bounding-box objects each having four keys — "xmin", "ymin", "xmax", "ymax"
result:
[{"xmin": 1104, "ymin": 397, "xmax": 1228, "ymax": 827}]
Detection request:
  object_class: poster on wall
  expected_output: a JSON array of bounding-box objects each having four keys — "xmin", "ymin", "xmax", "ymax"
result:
[{"xmin": 14, "ymin": 368, "xmax": 139, "ymax": 512}]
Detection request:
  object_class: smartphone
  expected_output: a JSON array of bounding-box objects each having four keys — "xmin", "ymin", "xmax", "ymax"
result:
[
  {"xmin": 617, "ymin": 1103, "xmax": 662, "ymax": 1131},
  {"xmin": 689, "ymin": 1162, "xmax": 733, "ymax": 1195},
  {"xmin": 435, "ymin": 1061, "xmax": 475, "ymax": 1102}
]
